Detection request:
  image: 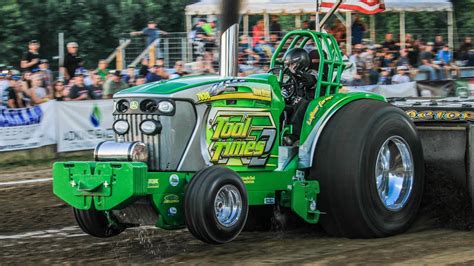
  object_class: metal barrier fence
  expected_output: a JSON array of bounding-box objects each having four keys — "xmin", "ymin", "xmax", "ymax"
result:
[{"xmin": 109, "ymin": 30, "xmax": 474, "ymax": 70}]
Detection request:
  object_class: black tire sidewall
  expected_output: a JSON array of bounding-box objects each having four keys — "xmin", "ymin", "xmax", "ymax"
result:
[
  {"xmin": 311, "ymin": 99, "xmax": 424, "ymax": 238},
  {"xmin": 203, "ymin": 172, "xmax": 248, "ymax": 241},
  {"xmin": 185, "ymin": 166, "xmax": 248, "ymax": 244},
  {"xmin": 360, "ymin": 109, "xmax": 424, "ymax": 236}
]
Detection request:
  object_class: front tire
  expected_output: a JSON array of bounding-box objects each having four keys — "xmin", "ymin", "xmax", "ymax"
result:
[
  {"xmin": 73, "ymin": 208, "xmax": 125, "ymax": 238},
  {"xmin": 184, "ymin": 166, "xmax": 248, "ymax": 244},
  {"xmin": 309, "ymin": 99, "xmax": 424, "ymax": 238}
]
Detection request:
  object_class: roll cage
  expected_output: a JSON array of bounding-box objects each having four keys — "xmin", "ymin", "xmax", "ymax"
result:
[{"xmin": 270, "ymin": 30, "xmax": 345, "ymax": 98}]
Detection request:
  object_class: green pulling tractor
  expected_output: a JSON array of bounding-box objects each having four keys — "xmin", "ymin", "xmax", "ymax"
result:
[
  {"xmin": 53, "ymin": 3, "xmax": 425, "ymax": 243},
  {"xmin": 53, "ymin": 29, "xmax": 424, "ymax": 243}
]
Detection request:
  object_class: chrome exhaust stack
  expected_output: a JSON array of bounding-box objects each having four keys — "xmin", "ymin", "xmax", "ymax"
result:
[{"xmin": 219, "ymin": 0, "xmax": 240, "ymax": 77}]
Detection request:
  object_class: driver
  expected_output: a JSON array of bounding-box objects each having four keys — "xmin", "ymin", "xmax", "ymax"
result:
[{"xmin": 281, "ymin": 48, "xmax": 317, "ymax": 145}]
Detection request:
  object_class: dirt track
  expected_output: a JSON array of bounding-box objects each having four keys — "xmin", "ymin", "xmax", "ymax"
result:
[{"xmin": 1, "ymin": 167, "xmax": 474, "ymax": 264}]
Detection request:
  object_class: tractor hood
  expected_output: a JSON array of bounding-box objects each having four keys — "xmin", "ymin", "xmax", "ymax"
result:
[
  {"xmin": 113, "ymin": 74, "xmax": 281, "ymax": 104},
  {"xmin": 115, "ymin": 75, "xmax": 227, "ymax": 97}
]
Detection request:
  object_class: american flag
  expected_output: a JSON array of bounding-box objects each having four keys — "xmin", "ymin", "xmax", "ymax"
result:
[{"xmin": 321, "ymin": 0, "xmax": 385, "ymax": 15}]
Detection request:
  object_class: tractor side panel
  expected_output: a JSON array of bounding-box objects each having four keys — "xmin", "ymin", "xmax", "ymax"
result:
[
  {"xmin": 298, "ymin": 92, "xmax": 386, "ymax": 169},
  {"xmin": 194, "ymin": 78, "xmax": 285, "ymax": 172}
]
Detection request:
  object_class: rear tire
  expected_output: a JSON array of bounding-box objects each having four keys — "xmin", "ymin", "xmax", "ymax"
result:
[
  {"xmin": 309, "ymin": 99, "xmax": 424, "ymax": 238},
  {"xmin": 184, "ymin": 166, "xmax": 248, "ymax": 244},
  {"xmin": 73, "ymin": 208, "xmax": 125, "ymax": 238}
]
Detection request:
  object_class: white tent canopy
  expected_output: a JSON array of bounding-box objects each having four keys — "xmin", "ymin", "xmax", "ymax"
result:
[
  {"xmin": 184, "ymin": 0, "xmax": 454, "ymax": 55},
  {"xmin": 185, "ymin": 0, "xmax": 453, "ymax": 15}
]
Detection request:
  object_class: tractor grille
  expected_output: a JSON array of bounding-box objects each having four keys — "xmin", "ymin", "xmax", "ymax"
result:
[
  {"xmin": 114, "ymin": 113, "xmax": 161, "ymax": 170},
  {"xmin": 113, "ymin": 100, "xmax": 197, "ymax": 171}
]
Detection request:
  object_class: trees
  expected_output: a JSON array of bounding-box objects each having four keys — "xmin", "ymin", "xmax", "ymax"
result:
[
  {"xmin": 0, "ymin": 0, "xmax": 195, "ymax": 69},
  {"xmin": 0, "ymin": 0, "xmax": 470, "ymax": 69}
]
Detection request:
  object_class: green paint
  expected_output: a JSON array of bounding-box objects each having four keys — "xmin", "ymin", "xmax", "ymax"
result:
[
  {"xmin": 52, "ymin": 30, "xmax": 388, "ymax": 232},
  {"xmin": 300, "ymin": 92, "xmax": 386, "ymax": 143}
]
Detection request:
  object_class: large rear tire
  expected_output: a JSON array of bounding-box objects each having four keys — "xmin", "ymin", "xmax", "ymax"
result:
[
  {"xmin": 184, "ymin": 166, "xmax": 248, "ymax": 244},
  {"xmin": 309, "ymin": 99, "xmax": 424, "ymax": 238},
  {"xmin": 73, "ymin": 208, "xmax": 125, "ymax": 238}
]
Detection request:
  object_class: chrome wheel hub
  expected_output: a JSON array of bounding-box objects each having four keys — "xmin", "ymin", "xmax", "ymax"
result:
[
  {"xmin": 214, "ymin": 184, "xmax": 242, "ymax": 227},
  {"xmin": 375, "ymin": 136, "xmax": 414, "ymax": 211}
]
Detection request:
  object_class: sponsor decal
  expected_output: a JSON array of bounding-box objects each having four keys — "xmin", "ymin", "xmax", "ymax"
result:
[
  {"xmin": 406, "ymin": 110, "xmax": 474, "ymax": 122},
  {"xmin": 0, "ymin": 102, "xmax": 55, "ymax": 151},
  {"xmin": 264, "ymin": 197, "xmax": 275, "ymax": 205},
  {"xmin": 167, "ymin": 207, "xmax": 177, "ymax": 216},
  {"xmin": 208, "ymin": 111, "xmax": 277, "ymax": 167},
  {"xmin": 147, "ymin": 178, "xmax": 159, "ymax": 189},
  {"xmin": 0, "ymin": 105, "xmax": 43, "ymax": 127},
  {"xmin": 307, "ymin": 96, "xmax": 334, "ymax": 125},
  {"xmin": 242, "ymin": 176, "xmax": 255, "ymax": 184},
  {"xmin": 130, "ymin": 101, "xmax": 139, "ymax": 110},
  {"xmin": 169, "ymin": 174, "xmax": 179, "ymax": 187},
  {"xmin": 163, "ymin": 194, "xmax": 180, "ymax": 204},
  {"xmin": 196, "ymin": 81, "xmax": 272, "ymax": 104},
  {"xmin": 197, "ymin": 90, "xmax": 271, "ymax": 103},
  {"xmin": 89, "ymin": 104, "xmax": 102, "ymax": 128}
]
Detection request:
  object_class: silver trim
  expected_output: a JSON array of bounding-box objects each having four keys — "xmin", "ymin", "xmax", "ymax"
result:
[
  {"xmin": 375, "ymin": 136, "xmax": 414, "ymax": 211},
  {"xmin": 298, "ymin": 98, "xmax": 347, "ymax": 168},
  {"xmin": 177, "ymin": 104, "xmax": 209, "ymax": 170},
  {"xmin": 214, "ymin": 184, "xmax": 243, "ymax": 227},
  {"xmin": 94, "ymin": 141, "xmax": 148, "ymax": 162},
  {"xmin": 219, "ymin": 24, "xmax": 239, "ymax": 77}
]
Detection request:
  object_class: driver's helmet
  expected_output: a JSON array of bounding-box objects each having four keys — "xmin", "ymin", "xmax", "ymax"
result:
[{"xmin": 283, "ymin": 48, "xmax": 311, "ymax": 72}]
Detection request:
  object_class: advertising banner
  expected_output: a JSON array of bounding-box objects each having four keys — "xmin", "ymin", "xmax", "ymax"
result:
[
  {"xmin": 347, "ymin": 82, "xmax": 418, "ymax": 98},
  {"xmin": 0, "ymin": 101, "xmax": 56, "ymax": 151},
  {"xmin": 57, "ymin": 100, "xmax": 115, "ymax": 152}
]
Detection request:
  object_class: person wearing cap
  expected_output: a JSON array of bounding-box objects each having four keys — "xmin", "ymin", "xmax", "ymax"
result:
[
  {"xmin": 68, "ymin": 70, "xmax": 95, "ymax": 101},
  {"xmin": 146, "ymin": 59, "xmax": 170, "ymax": 83},
  {"xmin": 38, "ymin": 59, "xmax": 53, "ymax": 92},
  {"xmin": 392, "ymin": 66, "xmax": 411, "ymax": 84},
  {"xmin": 103, "ymin": 70, "xmax": 128, "ymax": 99},
  {"xmin": 122, "ymin": 65, "xmax": 137, "ymax": 86},
  {"xmin": 61, "ymin": 42, "xmax": 84, "ymax": 81},
  {"xmin": 2, "ymin": 75, "xmax": 27, "ymax": 108},
  {"xmin": 20, "ymin": 40, "xmax": 42, "ymax": 72}
]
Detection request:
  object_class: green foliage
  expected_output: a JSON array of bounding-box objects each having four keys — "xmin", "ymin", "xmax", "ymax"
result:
[
  {"xmin": 0, "ymin": 0, "xmax": 195, "ymax": 69},
  {"xmin": 0, "ymin": 0, "xmax": 470, "ymax": 68}
]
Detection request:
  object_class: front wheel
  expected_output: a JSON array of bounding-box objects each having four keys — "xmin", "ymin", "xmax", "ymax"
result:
[
  {"xmin": 73, "ymin": 208, "xmax": 125, "ymax": 238},
  {"xmin": 184, "ymin": 166, "xmax": 248, "ymax": 244},
  {"xmin": 310, "ymin": 99, "xmax": 424, "ymax": 238}
]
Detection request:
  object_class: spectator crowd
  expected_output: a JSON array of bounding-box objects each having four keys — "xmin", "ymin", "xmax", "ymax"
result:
[{"xmin": 1, "ymin": 16, "xmax": 474, "ymax": 109}]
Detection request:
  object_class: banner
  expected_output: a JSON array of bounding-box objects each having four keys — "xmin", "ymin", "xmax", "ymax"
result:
[
  {"xmin": 416, "ymin": 80, "xmax": 456, "ymax": 97},
  {"xmin": 375, "ymin": 82, "xmax": 418, "ymax": 98},
  {"xmin": 57, "ymin": 100, "xmax": 115, "ymax": 152},
  {"xmin": 0, "ymin": 101, "xmax": 56, "ymax": 151},
  {"xmin": 321, "ymin": 0, "xmax": 385, "ymax": 14},
  {"xmin": 346, "ymin": 82, "xmax": 418, "ymax": 98}
]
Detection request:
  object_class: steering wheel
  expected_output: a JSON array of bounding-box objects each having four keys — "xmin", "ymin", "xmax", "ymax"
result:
[{"xmin": 268, "ymin": 67, "xmax": 298, "ymax": 102}]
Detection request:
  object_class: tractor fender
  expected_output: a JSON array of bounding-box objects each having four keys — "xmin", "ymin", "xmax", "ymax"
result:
[{"xmin": 298, "ymin": 92, "xmax": 386, "ymax": 168}]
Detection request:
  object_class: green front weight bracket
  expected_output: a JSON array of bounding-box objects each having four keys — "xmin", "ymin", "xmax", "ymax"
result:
[
  {"xmin": 53, "ymin": 162, "xmax": 148, "ymax": 211},
  {"xmin": 291, "ymin": 180, "xmax": 320, "ymax": 224}
]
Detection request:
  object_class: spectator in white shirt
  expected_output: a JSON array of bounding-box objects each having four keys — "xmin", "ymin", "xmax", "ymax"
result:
[{"xmin": 392, "ymin": 66, "xmax": 411, "ymax": 84}]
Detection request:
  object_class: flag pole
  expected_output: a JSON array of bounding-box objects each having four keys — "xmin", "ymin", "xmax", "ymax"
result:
[
  {"xmin": 316, "ymin": 0, "xmax": 320, "ymax": 31},
  {"xmin": 320, "ymin": 0, "xmax": 344, "ymax": 28}
]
